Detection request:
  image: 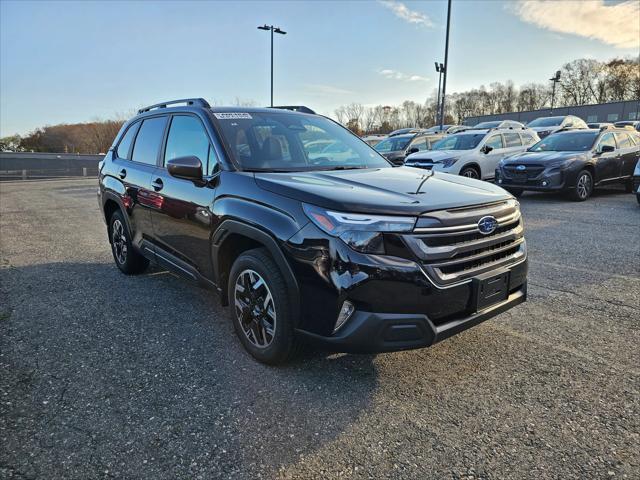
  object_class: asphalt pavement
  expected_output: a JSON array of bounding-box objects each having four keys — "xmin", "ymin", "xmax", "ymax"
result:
[{"xmin": 1, "ymin": 178, "xmax": 639, "ymax": 479}]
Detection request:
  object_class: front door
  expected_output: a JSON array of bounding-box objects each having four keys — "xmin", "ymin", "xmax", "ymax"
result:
[
  {"xmin": 594, "ymin": 132, "xmax": 619, "ymax": 182},
  {"xmin": 480, "ymin": 133, "xmax": 506, "ymax": 180},
  {"xmin": 148, "ymin": 114, "xmax": 219, "ymax": 279}
]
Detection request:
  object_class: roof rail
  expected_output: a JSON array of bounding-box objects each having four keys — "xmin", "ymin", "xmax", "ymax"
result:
[
  {"xmin": 271, "ymin": 105, "xmax": 316, "ymax": 114},
  {"xmin": 138, "ymin": 98, "xmax": 211, "ymax": 114}
]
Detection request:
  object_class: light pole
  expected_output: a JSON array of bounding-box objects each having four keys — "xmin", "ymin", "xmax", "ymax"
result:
[
  {"xmin": 549, "ymin": 70, "xmax": 561, "ymax": 112},
  {"xmin": 434, "ymin": 62, "xmax": 445, "ymax": 125},
  {"xmin": 439, "ymin": 0, "xmax": 452, "ymax": 131},
  {"xmin": 258, "ymin": 24, "xmax": 286, "ymax": 107}
]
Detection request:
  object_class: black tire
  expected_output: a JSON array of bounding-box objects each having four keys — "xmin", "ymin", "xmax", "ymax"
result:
[
  {"xmin": 228, "ymin": 248, "xmax": 300, "ymax": 365},
  {"xmin": 460, "ymin": 166, "xmax": 480, "ymax": 179},
  {"xmin": 109, "ymin": 210, "xmax": 149, "ymax": 274},
  {"xmin": 568, "ymin": 170, "xmax": 593, "ymax": 201},
  {"xmin": 636, "ymin": 193, "xmax": 640, "ymax": 205},
  {"xmin": 506, "ymin": 187, "xmax": 524, "ymax": 198},
  {"xmin": 624, "ymin": 178, "xmax": 633, "ymax": 193}
]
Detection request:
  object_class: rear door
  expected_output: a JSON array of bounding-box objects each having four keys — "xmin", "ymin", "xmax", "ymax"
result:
[
  {"xmin": 148, "ymin": 114, "xmax": 219, "ymax": 279},
  {"xmin": 614, "ymin": 132, "xmax": 640, "ymax": 177},
  {"xmin": 111, "ymin": 117, "xmax": 167, "ymax": 251},
  {"xmin": 479, "ymin": 133, "xmax": 506, "ymax": 179}
]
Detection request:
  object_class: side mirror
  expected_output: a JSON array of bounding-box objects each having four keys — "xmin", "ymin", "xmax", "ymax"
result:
[
  {"xmin": 481, "ymin": 145, "xmax": 493, "ymax": 154},
  {"xmin": 406, "ymin": 147, "xmax": 420, "ymax": 155},
  {"xmin": 167, "ymin": 156, "xmax": 204, "ymax": 185},
  {"xmin": 598, "ymin": 144, "xmax": 615, "ymax": 154}
]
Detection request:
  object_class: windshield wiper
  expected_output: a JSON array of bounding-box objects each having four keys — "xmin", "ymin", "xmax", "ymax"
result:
[{"xmin": 314, "ymin": 165, "xmax": 368, "ymax": 171}]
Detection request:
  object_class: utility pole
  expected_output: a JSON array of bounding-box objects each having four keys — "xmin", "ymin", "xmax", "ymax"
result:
[
  {"xmin": 257, "ymin": 24, "xmax": 287, "ymax": 107},
  {"xmin": 435, "ymin": 62, "xmax": 444, "ymax": 125},
  {"xmin": 549, "ymin": 70, "xmax": 561, "ymax": 112},
  {"xmin": 439, "ymin": 0, "xmax": 452, "ymax": 131}
]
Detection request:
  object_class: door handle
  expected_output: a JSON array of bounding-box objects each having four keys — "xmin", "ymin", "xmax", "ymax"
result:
[
  {"xmin": 151, "ymin": 178, "xmax": 164, "ymax": 191},
  {"xmin": 118, "ymin": 169, "xmax": 127, "ymax": 179}
]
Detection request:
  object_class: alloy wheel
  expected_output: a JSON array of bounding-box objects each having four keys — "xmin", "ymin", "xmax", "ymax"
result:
[
  {"xmin": 234, "ymin": 269, "xmax": 276, "ymax": 348},
  {"xmin": 577, "ymin": 173, "xmax": 592, "ymax": 199},
  {"xmin": 462, "ymin": 169, "xmax": 479, "ymax": 179},
  {"xmin": 112, "ymin": 219, "xmax": 128, "ymax": 264}
]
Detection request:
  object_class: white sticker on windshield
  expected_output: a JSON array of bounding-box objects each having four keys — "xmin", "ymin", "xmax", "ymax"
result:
[{"xmin": 213, "ymin": 112, "xmax": 253, "ymax": 120}]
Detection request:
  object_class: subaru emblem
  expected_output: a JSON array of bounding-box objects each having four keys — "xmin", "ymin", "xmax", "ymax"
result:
[
  {"xmin": 477, "ymin": 216, "xmax": 498, "ymax": 235},
  {"xmin": 516, "ymin": 165, "xmax": 526, "ymax": 171}
]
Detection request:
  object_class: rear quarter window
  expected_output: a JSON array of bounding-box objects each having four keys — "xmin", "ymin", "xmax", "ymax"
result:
[{"xmin": 116, "ymin": 122, "xmax": 140, "ymax": 160}]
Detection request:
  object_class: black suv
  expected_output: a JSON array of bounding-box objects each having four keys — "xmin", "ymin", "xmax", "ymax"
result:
[
  {"xmin": 99, "ymin": 98, "xmax": 528, "ymax": 364},
  {"xmin": 496, "ymin": 128, "xmax": 640, "ymax": 201}
]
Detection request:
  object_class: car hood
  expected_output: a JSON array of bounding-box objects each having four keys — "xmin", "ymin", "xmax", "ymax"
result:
[
  {"xmin": 254, "ymin": 167, "xmax": 511, "ymax": 215},
  {"xmin": 405, "ymin": 150, "xmax": 465, "ymax": 163},
  {"xmin": 502, "ymin": 151, "xmax": 588, "ymax": 164}
]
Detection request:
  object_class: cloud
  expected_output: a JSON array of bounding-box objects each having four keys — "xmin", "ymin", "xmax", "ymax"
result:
[
  {"xmin": 304, "ymin": 84, "xmax": 353, "ymax": 95},
  {"xmin": 509, "ymin": 0, "xmax": 639, "ymax": 49},
  {"xmin": 378, "ymin": 0, "xmax": 433, "ymax": 27},
  {"xmin": 378, "ymin": 69, "xmax": 428, "ymax": 82}
]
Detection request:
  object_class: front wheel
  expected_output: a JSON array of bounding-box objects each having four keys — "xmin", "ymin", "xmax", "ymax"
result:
[
  {"xmin": 569, "ymin": 170, "xmax": 593, "ymax": 201},
  {"xmin": 460, "ymin": 167, "xmax": 480, "ymax": 179},
  {"xmin": 228, "ymin": 248, "xmax": 300, "ymax": 364}
]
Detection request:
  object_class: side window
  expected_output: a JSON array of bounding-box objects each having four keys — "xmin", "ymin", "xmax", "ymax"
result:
[
  {"xmin": 520, "ymin": 133, "xmax": 536, "ymax": 145},
  {"xmin": 410, "ymin": 137, "xmax": 428, "ymax": 151},
  {"xmin": 598, "ymin": 133, "xmax": 617, "ymax": 150},
  {"xmin": 165, "ymin": 115, "xmax": 218, "ymax": 174},
  {"xmin": 485, "ymin": 135, "xmax": 504, "ymax": 149},
  {"xmin": 131, "ymin": 116, "xmax": 168, "ymax": 166},
  {"xmin": 116, "ymin": 122, "xmax": 140, "ymax": 160},
  {"xmin": 504, "ymin": 132, "xmax": 522, "ymax": 147},
  {"xmin": 614, "ymin": 133, "xmax": 632, "ymax": 149}
]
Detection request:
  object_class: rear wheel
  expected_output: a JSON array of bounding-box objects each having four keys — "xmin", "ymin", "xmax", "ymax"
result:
[
  {"xmin": 109, "ymin": 210, "xmax": 149, "ymax": 274},
  {"xmin": 460, "ymin": 166, "xmax": 480, "ymax": 179},
  {"xmin": 569, "ymin": 170, "xmax": 593, "ymax": 201},
  {"xmin": 228, "ymin": 248, "xmax": 300, "ymax": 364}
]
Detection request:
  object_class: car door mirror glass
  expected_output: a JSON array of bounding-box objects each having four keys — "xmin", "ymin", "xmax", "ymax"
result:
[
  {"xmin": 407, "ymin": 147, "xmax": 420, "ymax": 155},
  {"xmin": 481, "ymin": 145, "xmax": 493, "ymax": 154},
  {"xmin": 167, "ymin": 155, "xmax": 205, "ymax": 184},
  {"xmin": 598, "ymin": 144, "xmax": 615, "ymax": 154}
]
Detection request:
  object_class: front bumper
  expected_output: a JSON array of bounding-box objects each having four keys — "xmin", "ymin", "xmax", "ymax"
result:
[
  {"xmin": 297, "ymin": 283, "xmax": 526, "ymax": 353},
  {"xmin": 496, "ymin": 165, "xmax": 572, "ymax": 191}
]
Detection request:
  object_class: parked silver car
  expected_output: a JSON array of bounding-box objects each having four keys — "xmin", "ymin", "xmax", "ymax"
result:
[
  {"xmin": 527, "ymin": 115, "xmax": 587, "ymax": 138},
  {"xmin": 404, "ymin": 127, "xmax": 539, "ymax": 180}
]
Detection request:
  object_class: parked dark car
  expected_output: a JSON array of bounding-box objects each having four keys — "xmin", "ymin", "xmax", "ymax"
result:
[
  {"xmin": 99, "ymin": 98, "xmax": 528, "ymax": 364},
  {"xmin": 373, "ymin": 132, "xmax": 432, "ymax": 165},
  {"xmin": 495, "ymin": 128, "xmax": 640, "ymax": 201}
]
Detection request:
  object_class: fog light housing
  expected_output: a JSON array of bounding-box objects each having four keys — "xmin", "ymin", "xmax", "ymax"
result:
[
  {"xmin": 498, "ymin": 179, "xmax": 503, "ymax": 184},
  {"xmin": 334, "ymin": 301, "xmax": 355, "ymax": 333},
  {"xmin": 542, "ymin": 180, "xmax": 548, "ymax": 186}
]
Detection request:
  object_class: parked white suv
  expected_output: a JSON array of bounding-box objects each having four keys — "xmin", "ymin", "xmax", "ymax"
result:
[
  {"xmin": 404, "ymin": 128, "xmax": 539, "ymax": 180},
  {"xmin": 526, "ymin": 115, "xmax": 587, "ymax": 139}
]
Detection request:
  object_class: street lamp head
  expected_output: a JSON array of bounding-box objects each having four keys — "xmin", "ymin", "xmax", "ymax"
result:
[
  {"xmin": 434, "ymin": 62, "xmax": 440, "ymax": 72},
  {"xmin": 274, "ymin": 27, "xmax": 286, "ymax": 35},
  {"xmin": 257, "ymin": 25, "xmax": 270, "ymax": 31}
]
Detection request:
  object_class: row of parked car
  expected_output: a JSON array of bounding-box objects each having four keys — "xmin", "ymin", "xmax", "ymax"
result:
[{"xmin": 362, "ymin": 116, "xmax": 640, "ymax": 202}]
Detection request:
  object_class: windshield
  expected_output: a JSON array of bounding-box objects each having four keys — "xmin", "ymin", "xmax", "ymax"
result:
[
  {"xmin": 528, "ymin": 117, "xmax": 563, "ymax": 127},
  {"xmin": 213, "ymin": 111, "xmax": 391, "ymax": 171},
  {"xmin": 374, "ymin": 136, "xmax": 412, "ymax": 153},
  {"xmin": 528, "ymin": 131, "xmax": 598, "ymax": 152},
  {"xmin": 474, "ymin": 121, "xmax": 500, "ymax": 129},
  {"xmin": 432, "ymin": 133, "xmax": 484, "ymax": 150}
]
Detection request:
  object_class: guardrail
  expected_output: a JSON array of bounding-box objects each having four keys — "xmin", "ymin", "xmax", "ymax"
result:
[{"xmin": 0, "ymin": 152, "xmax": 104, "ymax": 180}]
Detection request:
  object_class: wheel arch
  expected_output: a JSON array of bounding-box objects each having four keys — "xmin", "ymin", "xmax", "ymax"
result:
[
  {"xmin": 459, "ymin": 162, "xmax": 482, "ymax": 178},
  {"xmin": 212, "ymin": 220, "xmax": 300, "ymax": 318}
]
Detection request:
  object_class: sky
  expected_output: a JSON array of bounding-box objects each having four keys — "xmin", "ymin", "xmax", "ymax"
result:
[{"xmin": 1, "ymin": 0, "xmax": 639, "ymax": 137}]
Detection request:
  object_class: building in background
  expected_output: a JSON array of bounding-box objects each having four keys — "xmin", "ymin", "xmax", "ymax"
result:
[{"xmin": 464, "ymin": 100, "xmax": 640, "ymax": 126}]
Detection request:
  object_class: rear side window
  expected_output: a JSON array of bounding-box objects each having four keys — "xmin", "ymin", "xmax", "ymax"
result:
[
  {"xmin": 116, "ymin": 122, "xmax": 139, "ymax": 160},
  {"xmin": 520, "ymin": 132, "xmax": 536, "ymax": 145},
  {"xmin": 165, "ymin": 115, "xmax": 218, "ymax": 174},
  {"xmin": 485, "ymin": 135, "xmax": 504, "ymax": 149},
  {"xmin": 131, "ymin": 116, "xmax": 168, "ymax": 166},
  {"xmin": 504, "ymin": 132, "xmax": 522, "ymax": 147},
  {"xmin": 614, "ymin": 132, "xmax": 632, "ymax": 148}
]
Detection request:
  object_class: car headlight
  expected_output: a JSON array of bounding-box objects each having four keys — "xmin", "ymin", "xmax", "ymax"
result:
[
  {"xmin": 303, "ymin": 204, "xmax": 416, "ymax": 254},
  {"xmin": 438, "ymin": 157, "xmax": 459, "ymax": 168},
  {"xmin": 547, "ymin": 158, "xmax": 573, "ymax": 169}
]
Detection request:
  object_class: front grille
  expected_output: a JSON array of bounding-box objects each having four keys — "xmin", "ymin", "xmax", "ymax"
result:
[
  {"xmin": 503, "ymin": 164, "xmax": 545, "ymax": 180},
  {"xmin": 403, "ymin": 199, "xmax": 526, "ymax": 284}
]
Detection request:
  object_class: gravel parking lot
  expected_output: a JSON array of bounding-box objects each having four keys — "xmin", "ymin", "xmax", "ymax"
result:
[{"xmin": 1, "ymin": 178, "xmax": 639, "ymax": 479}]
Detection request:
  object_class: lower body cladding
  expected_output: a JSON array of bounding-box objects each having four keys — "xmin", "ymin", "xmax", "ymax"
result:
[{"xmin": 284, "ymin": 224, "xmax": 528, "ymax": 354}]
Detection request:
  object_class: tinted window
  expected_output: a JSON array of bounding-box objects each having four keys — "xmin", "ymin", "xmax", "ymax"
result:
[
  {"xmin": 165, "ymin": 115, "xmax": 217, "ymax": 174},
  {"xmin": 504, "ymin": 132, "xmax": 522, "ymax": 147},
  {"xmin": 598, "ymin": 132, "xmax": 616, "ymax": 150},
  {"xmin": 116, "ymin": 122, "xmax": 139, "ymax": 160},
  {"xmin": 527, "ymin": 117, "xmax": 563, "ymax": 127},
  {"xmin": 432, "ymin": 133, "xmax": 484, "ymax": 150},
  {"xmin": 374, "ymin": 136, "xmax": 412, "ymax": 152},
  {"xmin": 614, "ymin": 132, "xmax": 633, "ymax": 148},
  {"xmin": 528, "ymin": 131, "xmax": 598, "ymax": 152},
  {"xmin": 131, "ymin": 117, "xmax": 168, "ymax": 166},
  {"xmin": 485, "ymin": 135, "xmax": 504, "ymax": 149}
]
